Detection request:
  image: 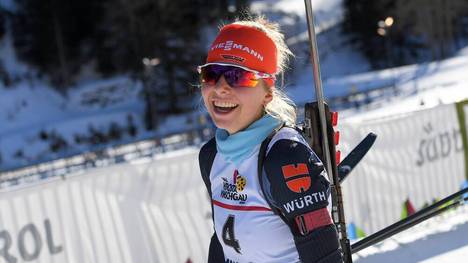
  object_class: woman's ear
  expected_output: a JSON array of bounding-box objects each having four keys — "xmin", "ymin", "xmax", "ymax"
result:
[{"xmin": 263, "ymin": 87, "xmax": 274, "ymax": 106}]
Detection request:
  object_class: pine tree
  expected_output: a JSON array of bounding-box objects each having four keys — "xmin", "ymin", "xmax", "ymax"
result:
[
  {"xmin": 11, "ymin": 0, "xmax": 104, "ymax": 91},
  {"xmin": 343, "ymin": 0, "xmax": 468, "ymax": 66},
  {"xmin": 395, "ymin": 0, "xmax": 468, "ymax": 60},
  {"xmin": 342, "ymin": 0, "xmax": 396, "ymax": 68},
  {"xmin": 9, "ymin": 0, "xmax": 250, "ymax": 129},
  {"xmin": 0, "ymin": 9, "xmax": 5, "ymax": 39},
  {"xmin": 95, "ymin": 0, "xmax": 244, "ymax": 128}
]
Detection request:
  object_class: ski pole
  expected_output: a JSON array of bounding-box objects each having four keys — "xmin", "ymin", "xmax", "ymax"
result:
[
  {"xmin": 352, "ymin": 187, "xmax": 468, "ymax": 253},
  {"xmin": 303, "ymin": 1, "xmax": 352, "ymax": 261}
]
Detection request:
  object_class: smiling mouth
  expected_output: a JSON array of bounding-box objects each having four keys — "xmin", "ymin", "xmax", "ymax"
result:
[{"xmin": 213, "ymin": 101, "xmax": 239, "ymax": 114}]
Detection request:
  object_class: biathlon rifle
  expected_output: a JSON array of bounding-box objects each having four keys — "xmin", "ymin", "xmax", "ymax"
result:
[{"xmin": 302, "ymin": 1, "xmax": 354, "ymax": 261}]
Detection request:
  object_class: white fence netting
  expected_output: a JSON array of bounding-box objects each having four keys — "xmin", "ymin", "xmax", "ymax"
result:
[
  {"xmin": 338, "ymin": 102, "xmax": 466, "ymax": 235},
  {"xmin": 0, "ymin": 148, "xmax": 212, "ymax": 263}
]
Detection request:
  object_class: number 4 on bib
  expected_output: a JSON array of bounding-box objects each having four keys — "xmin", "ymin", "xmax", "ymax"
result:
[{"xmin": 222, "ymin": 215, "xmax": 241, "ymax": 254}]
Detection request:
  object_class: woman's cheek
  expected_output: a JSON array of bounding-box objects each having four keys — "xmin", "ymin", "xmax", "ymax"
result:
[{"xmin": 201, "ymin": 88, "xmax": 211, "ymax": 108}]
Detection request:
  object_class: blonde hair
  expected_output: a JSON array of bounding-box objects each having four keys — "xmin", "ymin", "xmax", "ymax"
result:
[{"xmin": 231, "ymin": 16, "xmax": 297, "ymax": 126}]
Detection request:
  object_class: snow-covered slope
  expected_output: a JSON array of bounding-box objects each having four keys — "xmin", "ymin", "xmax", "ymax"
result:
[
  {"xmin": 0, "ymin": 0, "xmax": 363, "ymax": 170},
  {"xmin": 287, "ymin": 50, "xmax": 468, "ymax": 108},
  {"xmin": 353, "ymin": 206, "xmax": 468, "ymax": 263},
  {"xmin": 1, "ymin": 0, "xmax": 467, "ymax": 173},
  {"xmin": 252, "ymin": 0, "xmax": 371, "ymax": 79}
]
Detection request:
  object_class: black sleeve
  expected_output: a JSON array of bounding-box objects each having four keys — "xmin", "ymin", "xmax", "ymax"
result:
[
  {"xmin": 294, "ymin": 225, "xmax": 343, "ymax": 263},
  {"xmin": 264, "ymin": 139, "xmax": 343, "ymax": 263},
  {"xmin": 208, "ymin": 233, "xmax": 225, "ymax": 263},
  {"xmin": 199, "ymin": 139, "xmax": 225, "ymax": 262},
  {"xmin": 264, "ymin": 139, "xmax": 330, "ymax": 219},
  {"xmin": 199, "ymin": 138, "xmax": 217, "ymax": 197}
]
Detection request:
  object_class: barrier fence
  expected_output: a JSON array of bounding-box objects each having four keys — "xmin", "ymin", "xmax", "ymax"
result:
[
  {"xmin": 338, "ymin": 100, "xmax": 467, "ymax": 235},
  {"xmin": 0, "ymin": 147, "xmax": 212, "ymax": 263}
]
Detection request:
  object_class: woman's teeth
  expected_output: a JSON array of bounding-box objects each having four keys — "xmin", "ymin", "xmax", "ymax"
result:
[
  {"xmin": 213, "ymin": 101, "xmax": 238, "ymax": 113},
  {"xmin": 214, "ymin": 101, "xmax": 238, "ymax": 108}
]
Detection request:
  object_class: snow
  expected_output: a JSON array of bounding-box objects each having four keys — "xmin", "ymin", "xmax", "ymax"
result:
[
  {"xmin": 0, "ymin": 75, "xmax": 147, "ymax": 168},
  {"xmin": 252, "ymin": 0, "xmax": 343, "ymax": 26},
  {"xmin": 252, "ymin": 0, "xmax": 371, "ymax": 79},
  {"xmin": 353, "ymin": 206, "xmax": 468, "ymax": 262},
  {"xmin": 0, "ymin": 24, "xmax": 31, "ymax": 80},
  {"xmin": 457, "ymin": 45, "xmax": 468, "ymax": 56},
  {"xmin": 287, "ymin": 52, "xmax": 468, "ymax": 108}
]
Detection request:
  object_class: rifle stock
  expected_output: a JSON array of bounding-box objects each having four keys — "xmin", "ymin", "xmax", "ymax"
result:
[{"xmin": 303, "ymin": 102, "xmax": 352, "ymax": 262}]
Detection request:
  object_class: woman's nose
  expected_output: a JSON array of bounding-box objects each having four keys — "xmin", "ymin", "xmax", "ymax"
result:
[{"xmin": 214, "ymin": 76, "xmax": 233, "ymax": 94}]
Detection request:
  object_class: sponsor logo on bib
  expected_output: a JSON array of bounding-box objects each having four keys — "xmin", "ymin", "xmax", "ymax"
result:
[{"xmin": 220, "ymin": 170, "xmax": 248, "ymax": 204}]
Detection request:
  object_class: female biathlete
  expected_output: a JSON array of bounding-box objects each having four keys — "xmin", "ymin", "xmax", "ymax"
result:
[{"xmin": 198, "ymin": 16, "xmax": 343, "ymax": 263}]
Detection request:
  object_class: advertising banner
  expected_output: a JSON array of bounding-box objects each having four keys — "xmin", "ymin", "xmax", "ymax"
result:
[
  {"xmin": 338, "ymin": 102, "xmax": 466, "ymax": 234},
  {"xmin": 0, "ymin": 148, "xmax": 212, "ymax": 263}
]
